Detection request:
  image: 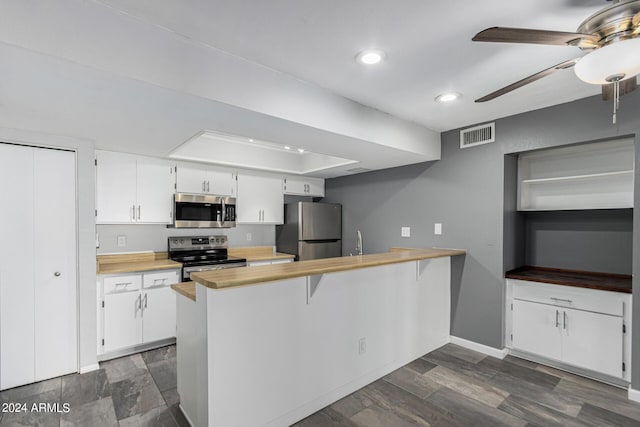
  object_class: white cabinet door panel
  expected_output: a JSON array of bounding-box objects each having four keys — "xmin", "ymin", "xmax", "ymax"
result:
[
  {"xmin": 33, "ymin": 149, "xmax": 77, "ymax": 382},
  {"xmin": 176, "ymin": 165, "xmax": 206, "ymax": 194},
  {"xmin": 96, "ymin": 151, "xmax": 136, "ymax": 223},
  {"xmin": 0, "ymin": 144, "xmax": 36, "ymax": 390},
  {"xmin": 142, "ymin": 286, "xmax": 176, "ymax": 343},
  {"xmin": 260, "ymin": 176, "xmax": 283, "ymax": 224},
  {"xmin": 207, "ymin": 169, "xmax": 236, "ymax": 196},
  {"xmin": 104, "ymin": 292, "xmax": 143, "ymax": 352},
  {"xmin": 561, "ymin": 307, "xmax": 623, "ymax": 378},
  {"xmin": 512, "ymin": 299, "xmax": 562, "ymax": 361},
  {"xmin": 136, "ymin": 158, "xmax": 174, "ymax": 223}
]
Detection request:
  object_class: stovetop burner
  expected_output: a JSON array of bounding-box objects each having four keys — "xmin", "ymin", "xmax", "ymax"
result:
[{"xmin": 168, "ymin": 235, "xmax": 247, "ymax": 281}]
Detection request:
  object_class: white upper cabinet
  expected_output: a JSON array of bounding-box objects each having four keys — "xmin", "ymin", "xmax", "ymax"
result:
[
  {"xmin": 518, "ymin": 138, "xmax": 634, "ymax": 211},
  {"xmin": 283, "ymin": 175, "xmax": 325, "ymax": 197},
  {"xmin": 176, "ymin": 163, "xmax": 237, "ymax": 196},
  {"xmin": 237, "ymin": 172, "xmax": 283, "ymax": 224},
  {"xmin": 96, "ymin": 151, "xmax": 175, "ymax": 224}
]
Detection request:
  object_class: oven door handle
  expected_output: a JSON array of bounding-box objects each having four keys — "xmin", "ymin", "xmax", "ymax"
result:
[{"xmin": 221, "ymin": 200, "xmax": 226, "ymax": 223}]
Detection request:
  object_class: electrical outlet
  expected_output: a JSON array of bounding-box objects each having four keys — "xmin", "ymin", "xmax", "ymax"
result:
[
  {"xmin": 434, "ymin": 223, "xmax": 442, "ymax": 235},
  {"xmin": 358, "ymin": 337, "xmax": 366, "ymax": 355},
  {"xmin": 246, "ymin": 232, "xmax": 252, "ymax": 241},
  {"xmin": 117, "ymin": 235, "xmax": 127, "ymax": 247},
  {"xmin": 401, "ymin": 227, "xmax": 411, "ymax": 237}
]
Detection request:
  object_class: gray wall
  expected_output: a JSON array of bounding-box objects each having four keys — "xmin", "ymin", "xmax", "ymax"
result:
[
  {"xmin": 324, "ymin": 91, "xmax": 640, "ymax": 388},
  {"xmin": 523, "ymin": 210, "xmax": 633, "ymax": 274},
  {"xmin": 97, "ymin": 224, "xmax": 274, "ymax": 254}
]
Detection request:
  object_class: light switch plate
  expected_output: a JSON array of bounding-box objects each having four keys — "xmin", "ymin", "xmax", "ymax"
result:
[
  {"xmin": 434, "ymin": 223, "xmax": 442, "ymax": 235},
  {"xmin": 401, "ymin": 227, "xmax": 411, "ymax": 237},
  {"xmin": 117, "ymin": 235, "xmax": 127, "ymax": 247}
]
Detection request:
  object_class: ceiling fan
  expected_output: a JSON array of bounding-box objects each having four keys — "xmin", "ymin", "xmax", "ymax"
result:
[{"xmin": 472, "ymin": 0, "xmax": 640, "ymax": 122}]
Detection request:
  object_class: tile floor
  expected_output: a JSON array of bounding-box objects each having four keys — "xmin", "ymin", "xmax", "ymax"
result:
[
  {"xmin": 2, "ymin": 343, "xmax": 640, "ymax": 426},
  {"xmin": 0, "ymin": 345, "xmax": 187, "ymax": 427}
]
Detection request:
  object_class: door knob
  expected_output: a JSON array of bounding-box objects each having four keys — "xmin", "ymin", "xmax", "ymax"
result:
[{"xmin": 54, "ymin": 272, "xmax": 61, "ymax": 277}]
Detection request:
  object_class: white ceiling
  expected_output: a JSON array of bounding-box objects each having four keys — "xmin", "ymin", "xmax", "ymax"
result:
[{"xmin": 0, "ymin": 0, "xmax": 624, "ymax": 177}]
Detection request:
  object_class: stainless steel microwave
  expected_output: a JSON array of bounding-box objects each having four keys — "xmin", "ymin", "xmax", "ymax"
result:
[{"xmin": 173, "ymin": 193, "xmax": 237, "ymax": 228}]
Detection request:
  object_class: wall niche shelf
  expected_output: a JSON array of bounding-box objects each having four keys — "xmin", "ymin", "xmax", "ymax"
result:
[{"xmin": 518, "ymin": 138, "xmax": 635, "ymax": 211}]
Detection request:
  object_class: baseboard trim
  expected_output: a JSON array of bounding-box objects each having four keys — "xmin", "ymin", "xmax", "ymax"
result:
[
  {"xmin": 629, "ymin": 387, "xmax": 640, "ymax": 403},
  {"xmin": 79, "ymin": 363, "xmax": 100, "ymax": 374},
  {"xmin": 449, "ymin": 336, "xmax": 508, "ymax": 360}
]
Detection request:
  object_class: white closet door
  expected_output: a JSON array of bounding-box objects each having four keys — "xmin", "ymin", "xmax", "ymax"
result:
[
  {"xmin": 33, "ymin": 148, "xmax": 77, "ymax": 381},
  {"xmin": 0, "ymin": 144, "xmax": 36, "ymax": 390}
]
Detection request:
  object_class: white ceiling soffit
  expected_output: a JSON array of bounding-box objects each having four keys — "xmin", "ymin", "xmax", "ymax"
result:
[
  {"xmin": 0, "ymin": 0, "xmax": 440, "ymax": 168},
  {"xmin": 170, "ymin": 131, "xmax": 358, "ymax": 174}
]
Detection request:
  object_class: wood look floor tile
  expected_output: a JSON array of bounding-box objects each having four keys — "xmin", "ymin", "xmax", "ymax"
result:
[
  {"xmin": 487, "ymin": 372, "xmax": 583, "ymax": 417},
  {"xmin": 382, "ymin": 366, "xmax": 441, "ymax": 399},
  {"xmin": 294, "ymin": 407, "xmax": 358, "ymax": 427},
  {"xmin": 405, "ymin": 357, "xmax": 437, "ymax": 375},
  {"xmin": 424, "ymin": 365, "xmax": 509, "ymax": 408},
  {"xmin": 426, "ymin": 387, "xmax": 527, "ymax": 427},
  {"xmin": 330, "ymin": 392, "xmax": 373, "ymax": 419},
  {"xmin": 358, "ymin": 379, "xmax": 447, "ymax": 425},
  {"xmin": 435, "ymin": 343, "xmax": 487, "ymax": 364},
  {"xmin": 421, "ymin": 351, "xmax": 498, "ymax": 382},
  {"xmin": 479, "ymin": 356, "xmax": 560, "ymax": 390},
  {"xmin": 536, "ymin": 364, "xmax": 627, "ymax": 398},
  {"xmin": 503, "ymin": 355, "xmax": 539, "ymax": 370},
  {"xmin": 498, "ymin": 394, "xmax": 590, "ymax": 427},
  {"xmin": 555, "ymin": 379, "xmax": 640, "ymax": 421},
  {"xmin": 576, "ymin": 402, "xmax": 640, "ymax": 427},
  {"xmin": 350, "ymin": 405, "xmax": 427, "ymax": 427}
]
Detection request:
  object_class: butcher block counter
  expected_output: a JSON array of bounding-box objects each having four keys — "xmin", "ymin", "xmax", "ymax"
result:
[
  {"xmin": 177, "ymin": 247, "xmax": 465, "ymax": 427},
  {"xmin": 96, "ymin": 252, "xmax": 181, "ymax": 274},
  {"xmin": 190, "ymin": 247, "xmax": 465, "ymax": 289}
]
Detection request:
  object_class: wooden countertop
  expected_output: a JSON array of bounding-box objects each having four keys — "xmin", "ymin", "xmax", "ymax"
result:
[
  {"xmin": 97, "ymin": 252, "xmax": 182, "ymax": 275},
  {"xmin": 506, "ymin": 266, "xmax": 632, "ymax": 294},
  {"xmin": 172, "ymin": 282, "xmax": 196, "ymax": 301},
  {"xmin": 192, "ymin": 248, "xmax": 465, "ymax": 290},
  {"xmin": 228, "ymin": 246, "xmax": 295, "ymax": 262}
]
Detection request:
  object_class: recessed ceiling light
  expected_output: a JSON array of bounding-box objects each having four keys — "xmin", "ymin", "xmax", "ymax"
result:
[
  {"xmin": 435, "ymin": 92, "xmax": 461, "ymax": 103},
  {"xmin": 297, "ymin": 148, "xmax": 305, "ymax": 153},
  {"xmin": 284, "ymin": 146, "xmax": 291, "ymax": 150},
  {"xmin": 356, "ymin": 49, "xmax": 386, "ymax": 65},
  {"xmin": 249, "ymin": 138, "xmax": 254, "ymax": 142}
]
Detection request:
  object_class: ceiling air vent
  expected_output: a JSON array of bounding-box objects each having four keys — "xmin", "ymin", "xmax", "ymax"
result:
[{"xmin": 460, "ymin": 122, "xmax": 495, "ymax": 149}]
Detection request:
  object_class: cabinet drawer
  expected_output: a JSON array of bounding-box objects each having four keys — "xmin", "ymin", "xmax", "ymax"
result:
[
  {"xmin": 509, "ymin": 279, "xmax": 625, "ymax": 317},
  {"xmin": 103, "ymin": 275, "xmax": 142, "ymax": 294},
  {"xmin": 143, "ymin": 271, "xmax": 178, "ymax": 289}
]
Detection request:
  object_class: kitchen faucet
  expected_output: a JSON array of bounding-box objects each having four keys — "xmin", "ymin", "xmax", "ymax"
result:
[{"xmin": 355, "ymin": 230, "xmax": 363, "ymax": 256}]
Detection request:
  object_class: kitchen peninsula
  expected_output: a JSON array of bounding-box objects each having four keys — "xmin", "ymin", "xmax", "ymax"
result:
[{"xmin": 173, "ymin": 248, "xmax": 465, "ymax": 427}]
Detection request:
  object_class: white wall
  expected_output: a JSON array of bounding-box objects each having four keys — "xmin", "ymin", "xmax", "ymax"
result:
[{"xmin": 0, "ymin": 127, "xmax": 97, "ymax": 372}]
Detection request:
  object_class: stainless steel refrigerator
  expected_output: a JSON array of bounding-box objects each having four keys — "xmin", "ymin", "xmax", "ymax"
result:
[{"xmin": 276, "ymin": 202, "xmax": 342, "ymax": 260}]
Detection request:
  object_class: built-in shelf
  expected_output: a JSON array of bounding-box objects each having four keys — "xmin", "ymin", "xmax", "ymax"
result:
[{"xmin": 518, "ymin": 138, "xmax": 635, "ymax": 211}]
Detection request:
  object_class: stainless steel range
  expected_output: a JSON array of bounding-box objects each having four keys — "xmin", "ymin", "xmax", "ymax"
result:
[{"xmin": 168, "ymin": 235, "xmax": 246, "ymax": 282}]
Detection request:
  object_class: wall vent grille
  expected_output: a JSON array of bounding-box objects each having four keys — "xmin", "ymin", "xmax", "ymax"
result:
[{"xmin": 460, "ymin": 122, "xmax": 495, "ymax": 149}]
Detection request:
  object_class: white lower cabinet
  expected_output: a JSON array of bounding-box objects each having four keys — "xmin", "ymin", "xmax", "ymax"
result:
[
  {"xmin": 507, "ymin": 279, "xmax": 630, "ymax": 380},
  {"xmin": 99, "ymin": 269, "xmax": 179, "ymax": 355}
]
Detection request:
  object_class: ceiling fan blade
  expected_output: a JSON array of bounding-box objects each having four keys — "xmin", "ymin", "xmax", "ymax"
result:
[
  {"xmin": 602, "ymin": 77, "xmax": 637, "ymax": 101},
  {"xmin": 633, "ymin": 11, "xmax": 640, "ymax": 27},
  {"xmin": 472, "ymin": 27, "xmax": 599, "ymax": 47},
  {"xmin": 475, "ymin": 58, "xmax": 580, "ymax": 103}
]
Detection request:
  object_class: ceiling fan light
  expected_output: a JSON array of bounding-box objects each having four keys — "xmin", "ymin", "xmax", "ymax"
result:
[{"xmin": 574, "ymin": 38, "xmax": 640, "ymax": 84}]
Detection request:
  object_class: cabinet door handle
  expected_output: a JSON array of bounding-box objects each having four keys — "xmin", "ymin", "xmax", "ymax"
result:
[
  {"xmin": 202, "ymin": 181, "xmax": 206, "ymax": 192},
  {"xmin": 137, "ymin": 205, "xmax": 141, "ymax": 220},
  {"xmin": 207, "ymin": 181, "xmax": 210, "ymax": 193},
  {"xmin": 563, "ymin": 311, "xmax": 567, "ymax": 330},
  {"xmin": 144, "ymin": 293, "xmax": 148, "ymax": 309},
  {"xmin": 136, "ymin": 294, "xmax": 142, "ymax": 312},
  {"xmin": 132, "ymin": 204, "xmax": 136, "ymax": 221},
  {"xmin": 550, "ymin": 297, "xmax": 572, "ymax": 304},
  {"xmin": 555, "ymin": 309, "xmax": 559, "ymax": 327}
]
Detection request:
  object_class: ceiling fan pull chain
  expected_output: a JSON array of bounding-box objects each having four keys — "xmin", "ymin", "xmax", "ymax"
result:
[{"xmin": 612, "ymin": 79, "xmax": 619, "ymax": 125}]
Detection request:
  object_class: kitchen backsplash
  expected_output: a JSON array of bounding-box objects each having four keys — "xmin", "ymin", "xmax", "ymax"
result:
[{"xmin": 96, "ymin": 224, "xmax": 275, "ymax": 253}]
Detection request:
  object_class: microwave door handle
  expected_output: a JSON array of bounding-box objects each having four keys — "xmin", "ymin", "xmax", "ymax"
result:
[{"xmin": 221, "ymin": 200, "xmax": 226, "ymax": 223}]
